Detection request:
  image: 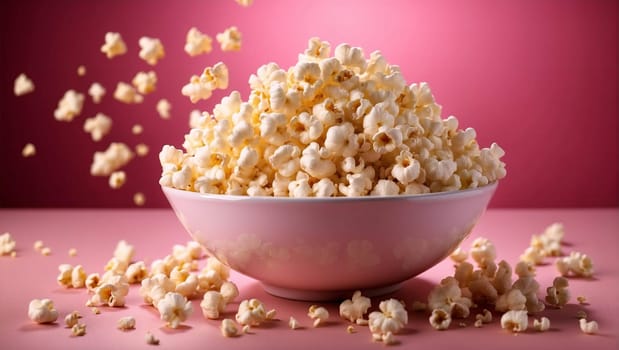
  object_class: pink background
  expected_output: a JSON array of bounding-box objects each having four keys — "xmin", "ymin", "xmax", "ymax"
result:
[{"xmin": 1, "ymin": 0, "xmax": 617, "ymax": 208}]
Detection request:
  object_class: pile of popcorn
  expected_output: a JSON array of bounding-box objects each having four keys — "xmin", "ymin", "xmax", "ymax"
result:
[{"xmin": 160, "ymin": 38, "xmax": 506, "ymax": 197}]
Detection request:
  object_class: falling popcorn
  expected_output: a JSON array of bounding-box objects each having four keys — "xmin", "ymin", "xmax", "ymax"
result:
[
  {"xmin": 22, "ymin": 143, "xmax": 36, "ymax": 157},
  {"xmin": 77, "ymin": 65, "xmax": 86, "ymax": 76},
  {"xmin": 83, "ymin": 113, "xmax": 113, "ymax": 142},
  {"xmin": 181, "ymin": 62, "xmax": 229, "ymax": 103},
  {"xmin": 114, "ymin": 82, "xmax": 143, "ymax": 104},
  {"xmin": 14, "ymin": 73, "xmax": 35, "ymax": 96},
  {"xmin": 88, "ymin": 82, "xmax": 106, "ymax": 104},
  {"xmin": 139, "ymin": 36, "xmax": 165, "ymax": 65},
  {"xmin": 157, "ymin": 99, "xmax": 171, "ymax": 119},
  {"xmin": 132, "ymin": 71, "xmax": 158, "ymax": 95},
  {"xmin": 54, "ymin": 90, "xmax": 85, "ymax": 122},
  {"xmin": 101, "ymin": 32, "xmax": 127, "ymax": 59},
  {"xmin": 216, "ymin": 26, "xmax": 242, "ymax": 51},
  {"xmin": 185, "ymin": 27, "xmax": 212, "ymax": 56}
]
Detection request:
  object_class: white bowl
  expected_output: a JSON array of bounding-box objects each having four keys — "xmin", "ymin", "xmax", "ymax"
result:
[{"xmin": 162, "ymin": 182, "xmax": 498, "ymax": 301}]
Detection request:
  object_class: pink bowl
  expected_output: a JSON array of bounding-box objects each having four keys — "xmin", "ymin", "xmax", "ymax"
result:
[{"xmin": 162, "ymin": 182, "xmax": 498, "ymax": 301}]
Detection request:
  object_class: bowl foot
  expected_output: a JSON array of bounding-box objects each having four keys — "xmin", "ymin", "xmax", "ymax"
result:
[{"xmin": 261, "ymin": 282, "xmax": 403, "ymax": 301}]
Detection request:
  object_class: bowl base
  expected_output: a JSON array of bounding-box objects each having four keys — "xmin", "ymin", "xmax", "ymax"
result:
[{"xmin": 261, "ymin": 282, "xmax": 403, "ymax": 301}]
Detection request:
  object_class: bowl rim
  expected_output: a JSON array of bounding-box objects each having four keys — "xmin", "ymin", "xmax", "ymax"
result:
[{"xmin": 161, "ymin": 181, "xmax": 498, "ymax": 203}]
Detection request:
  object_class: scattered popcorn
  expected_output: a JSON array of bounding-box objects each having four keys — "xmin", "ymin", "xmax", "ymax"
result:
[
  {"xmin": 10, "ymin": 251, "xmax": 16, "ymax": 258},
  {"xmin": 68, "ymin": 248, "xmax": 77, "ymax": 257},
  {"xmin": 556, "ymin": 251, "xmax": 594, "ymax": 277},
  {"xmin": 526, "ymin": 223, "xmax": 565, "ymax": 261},
  {"xmin": 576, "ymin": 296, "xmax": 587, "ymax": 304},
  {"xmin": 88, "ymin": 82, "xmax": 106, "ymax": 104},
  {"xmin": 368, "ymin": 299, "xmax": 408, "ymax": 339},
  {"xmin": 41, "ymin": 247, "xmax": 52, "ymax": 256},
  {"xmin": 28, "ymin": 298, "xmax": 58, "ymax": 324},
  {"xmin": 346, "ymin": 325, "xmax": 356, "ymax": 334},
  {"xmin": 474, "ymin": 319, "xmax": 483, "ymax": 328},
  {"xmin": 216, "ymin": 26, "xmax": 242, "ymax": 51},
  {"xmin": 14, "ymin": 73, "xmax": 35, "ymax": 96},
  {"xmin": 86, "ymin": 273, "xmax": 100, "ymax": 292},
  {"xmin": 33, "ymin": 240, "xmax": 44, "ymax": 251},
  {"xmin": 157, "ymin": 99, "xmax": 171, "ymax": 119},
  {"xmin": 289, "ymin": 316, "xmax": 300, "ymax": 330},
  {"xmin": 89, "ymin": 278, "xmax": 129, "ymax": 307},
  {"xmin": 579, "ymin": 319, "xmax": 599, "ymax": 334},
  {"xmin": 266, "ymin": 309, "xmax": 277, "ymax": 320},
  {"xmin": 428, "ymin": 277, "xmax": 472, "ymax": 318},
  {"xmin": 185, "ymin": 27, "xmax": 212, "ymax": 56},
  {"xmin": 145, "ymin": 331, "xmax": 160, "ymax": 345},
  {"xmin": 131, "ymin": 124, "xmax": 143, "ymax": 135},
  {"xmin": 533, "ymin": 317, "xmax": 550, "ymax": 332},
  {"xmin": 101, "ymin": 32, "xmax": 127, "ymax": 59},
  {"xmin": 220, "ymin": 319, "xmax": 238, "ymax": 337},
  {"xmin": 114, "ymin": 82, "xmax": 143, "ymax": 104},
  {"xmin": 235, "ymin": 0, "xmax": 253, "ymax": 6},
  {"xmin": 450, "ymin": 247, "xmax": 468, "ymax": 264},
  {"xmin": 117, "ymin": 316, "xmax": 136, "ymax": 331},
  {"xmin": 54, "ymin": 89, "xmax": 85, "ymax": 122},
  {"xmin": 308, "ymin": 305, "xmax": 329, "ymax": 327},
  {"xmin": 133, "ymin": 192, "xmax": 146, "ymax": 206},
  {"xmin": 83, "ymin": 113, "xmax": 112, "ymax": 142},
  {"xmin": 545, "ymin": 276, "xmax": 570, "ymax": 308},
  {"xmin": 339, "ymin": 290, "xmax": 371, "ymax": 323},
  {"xmin": 161, "ymin": 38, "xmax": 505, "ymax": 197},
  {"xmin": 64, "ymin": 311, "xmax": 81, "ymax": 328},
  {"xmin": 429, "ymin": 308, "xmax": 451, "ymax": 330},
  {"xmin": 139, "ymin": 36, "xmax": 165, "ymax": 65},
  {"xmin": 71, "ymin": 323, "xmax": 87, "ymax": 336},
  {"xmin": 77, "ymin": 65, "xmax": 86, "ymax": 76},
  {"xmin": 132, "ymin": 71, "xmax": 158, "ymax": 95},
  {"xmin": 500, "ymin": 310, "xmax": 528, "ymax": 333},
  {"xmin": 135, "ymin": 143, "xmax": 150, "ymax": 157},
  {"xmin": 236, "ymin": 299, "xmax": 267, "ymax": 326},
  {"xmin": 140, "ymin": 274, "xmax": 176, "ymax": 306},
  {"xmin": 181, "ymin": 61, "xmax": 229, "ymax": 103},
  {"xmin": 0, "ymin": 232, "xmax": 16, "ymax": 255},
  {"xmin": 90, "ymin": 142, "xmax": 134, "ymax": 176},
  {"xmin": 109, "ymin": 171, "xmax": 127, "ymax": 189},
  {"xmin": 157, "ymin": 292, "xmax": 193, "ymax": 328},
  {"xmin": 71, "ymin": 265, "xmax": 87, "ymax": 288},
  {"xmin": 201, "ymin": 291, "xmax": 226, "ymax": 319},
  {"xmin": 91, "ymin": 307, "xmax": 100, "ymax": 315}
]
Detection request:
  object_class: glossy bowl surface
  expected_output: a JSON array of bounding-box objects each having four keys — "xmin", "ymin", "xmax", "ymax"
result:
[{"xmin": 162, "ymin": 183, "xmax": 498, "ymax": 300}]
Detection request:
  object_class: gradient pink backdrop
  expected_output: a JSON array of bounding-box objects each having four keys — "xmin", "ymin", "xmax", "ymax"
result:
[{"xmin": 1, "ymin": 0, "xmax": 617, "ymax": 208}]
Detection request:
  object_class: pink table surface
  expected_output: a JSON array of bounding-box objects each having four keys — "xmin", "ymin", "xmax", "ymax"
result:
[{"xmin": 1, "ymin": 208, "xmax": 617, "ymax": 350}]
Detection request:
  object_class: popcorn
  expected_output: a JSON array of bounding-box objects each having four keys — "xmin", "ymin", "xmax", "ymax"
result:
[
  {"xmin": 157, "ymin": 99, "xmax": 171, "ymax": 119},
  {"xmin": 136, "ymin": 143, "xmax": 150, "ymax": 157},
  {"xmin": 114, "ymin": 82, "xmax": 143, "ymax": 104},
  {"xmin": 181, "ymin": 62, "xmax": 229, "ymax": 103},
  {"xmin": 89, "ymin": 279, "xmax": 129, "ymax": 307},
  {"xmin": 289, "ymin": 316, "xmax": 300, "ymax": 330},
  {"xmin": 368, "ymin": 299, "xmax": 407, "ymax": 343},
  {"xmin": 308, "ymin": 305, "xmax": 329, "ymax": 327},
  {"xmin": 470, "ymin": 237, "xmax": 496, "ymax": 266},
  {"xmin": 117, "ymin": 316, "xmax": 136, "ymax": 331},
  {"xmin": 236, "ymin": 299, "xmax": 267, "ymax": 326},
  {"xmin": 201, "ymin": 291, "xmax": 226, "ymax": 319},
  {"xmin": 346, "ymin": 325, "xmax": 356, "ymax": 334},
  {"xmin": 68, "ymin": 248, "xmax": 77, "ymax": 257},
  {"xmin": 90, "ymin": 142, "xmax": 134, "ymax": 176},
  {"xmin": 579, "ymin": 319, "xmax": 598, "ymax": 334},
  {"xmin": 54, "ymin": 90, "xmax": 85, "ymax": 122},
  {"xmin": 185, "ymin": 27, "xmax": 212, "ymax": 56},
  {"xmin": 41, "ymin": 247, "xmax": 51, "ymax": 256},
  {"xmin": 125, "ymin": 261, "xmax": 148, "ymax": 284},
  {"xmin": 132, "ymin": 71, "xmax": 158, "ymax": 95},
  {"xmin": 170, "ymin": 266, "xmax": 199, "ymax": 297},
  {"xmin": 71, "ymin": 323, "xmax": 87, "ymax": 336},
  {"xmin": 88, "ymin": 82, "xmax": 106, "ymax": 104},
  {"xmin": 109, "ymin": 171, "xmax": 126, "ymax": 189},
  {"xmin": 132, "ymin": 124, "xmax": 143, "ymax": 135},
  {"xmin": 14, "ymin": 73, "xmax": 35, "ymax": 96},
  {"xmin": 133, "ymin": 192, "xmax": 146, "ymax": 206},
  {"xmin": 576, "ymin": 296, "xmax": 587, "ymax": 304},
  {"xmin": 545, "ymin": 276, "xmax": 570, "ymax": 308},
  {"xmin": 28, "ymin": 298, "xmax": 58, "ymax": 324},
  {"xmin": 339, "ymin": 290, "xmax": 371, "ymax": 323},
  {"xmin": 220, "ymin": 281, "xmax": 239, "ymax": 304},
  {"xmin": 500, "ymin": 310, "xmax": 528, "ymax": 333},
  {"xmin": 427, "ymin": 277, "xmax": 472, "ymax": 318},
  {"xmin": 83, "ymin": 113, "xmax": 112, "ymax": 142},
  {"xmin": 101, "ymin": 32, "xmax": 127, "ymax": 58},
  {"xmin": 429, "ymin": 308, "xmax": 451, "ymax": 330},
  {"xmin": 114, "ymin": 240, "xmax": 134, "ymax": 265},
  {"xmin": 0, "ymin": 232, "xmax": 16, "ymax": 255},
  {"xmin": 216, "ymin": 26, "xmax": 242, "ymax": 51},
  {"xmin": 145, "ymin": 331, "xmax": 160, "ymax": 345},
  {"xmin": 235, "ymin": 0, "xmax": 253, "ymax": 6},
  {"xmin": 220, "ymin": 319, "xmax": 238, "ymax": 337},
  {"xmin": 64, "ymin": 311, "xmax": 81, "ymax": 328},
  {"xmin": 71, "ymin": 265, "xmax": 87, "ymax": 288},
  {"xmin": 556, "ymin": 251, "xmax": 594, "ymax": 277},
  {"xmin": 139, "ymin": 36, "xmax": 165, "ymax": 65},
  {"xmin": 157, "ymin": 292, "xmax": 193, "ymax": 328},
  {"xmin": 85, "ymin": 273, "xmax": 100, "ymax": 292},
  {"xmin": 475, "ymin": 309, "xmax": 492, "ymax": 324},
  {"xmin": 533, "ymin": 317, "xmax": 550, "ymax": 332},
  {"xmin": 140, "ymin": 274, "xmax": 176, "ymax": 306}
]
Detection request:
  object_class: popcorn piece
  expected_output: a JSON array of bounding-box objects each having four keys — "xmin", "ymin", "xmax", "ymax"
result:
[
  {"xmin": 117, "ymin": 316, "xmax": 136, "ymax": 331},
  {"xmin": 41, "ymin": 247, "xmax": 51, "ymax": 256},
  {"xmin": 136, "ymin": 143, "xmax": 149, "ymax": 157},
  {"xmin": 185, "ymin": 27, "xmax": 212, "ymax": 56},
  {"xmin": 54, "ymin": 90, "xmax": 85, "ymax": 122},
  {"xmin": 114, "ymin": 240, "xmax": 134, "ymax": 265},
  {"xmin": 157, "ymin": 292, "xmax": 193, "ymax": 328},
  {"xmin": 339, "ymin": 290, "xmax": 371, "ymax": 323},
  {"xmin": 64, "ymin": 311, "xmax": 81, "ymax": 328},
  {"xmin": 72, "ymin": 323, "xmax": 87, "ymax": 336},
  {"xmin": 91, "ymin": 307, "xmax": 100, "ymax": 315},
  {"xmin": 368, "ymin": 299, "xmax": 408, "ymax": 337},
  {"xmin": 68, "ymin": 248, "xmax": 77, "ymax": 257},
  {"xmin": 181, "ymin": 62, "xmax": 229, "ymax": 103},
  {"xmin": 221, "ymin": 318, "xmax": 238, "ymax": 337},
  {"xmin": 77, "ymin": 65, "xmax": 86, "ymax": 76},
  {"xmin": 14, "ymin": 73, "xmax": 35, "ymax": 96},
  {"xmin": 576, "ymin": 310, "xmax": 587, "ymax": 319},
  {"xmin": 71, "ymin": 265, "xmax": 87, "ymax": 288},
  {"xmin": 216, "ymin": 26, "xmax": 242, "ymax": 51},
  {"xmin": 114, "ymin": 82, "xmax": 143, "ymax": 104},
  {"xmin": 140, "ymin": 274, "xmax": 176, "ymax": 306},
  {"xmin": 90, "ymin": 143, "xmax": 134, "ymax": 176},
  {"xmin": 346, "ymin": 325, "xmax": 356, "ymax": 333},
  {"xmin": 576, "ymin": 296, "xmax": 587, "ymax": 304},
  {"xmin": 470, "ymin": 237, "xmax": 496, "ymax": 266},
  {"xmin": 308, "ymin": 305, "xmax": 329, "ymax": 327},
  {"xmin": 139, "ymin": 37, "xmax": 165, "ymax": 65},
  {"xmin": 131, "ymin": 124, "xmax": 143, "ymax": 135},
  {"xmin": 449, "ymin": 247, "xmax": 468, "ymax": 264},
  {"xmin": 533, "ymin": 317, "xmax": 550, "ymax": 332},
  {"xmin": 289, "ymin": 316, "xmax": 300, "ymax": 330},
  {"xmin": 125, "ymin": 261, "xmax": 148, "ymax": 284},
  {"xmin": 236, "ymin": 299, "xmax": 267, "ymax": 326},
  {"xmin": 545, "ymin": 276, "xmax": 570, "ymax": 308},
  {"xmin": 101, "ymin": 32, "xmax": 127, "ymax": 58},
  {"xmin": 134, "ymin": 192, "xmax": 146, "ymax": 206},
  {"xmin": 242, "ymin": 325, "xmax": 251, "ymax": 334},
  {"xmin": 579, "ymin": 319, "xmax": 599, "ymax": 334},
  {"xmin": 57, "ymin": 264, "xmax": 73, "ymax": 287},
  {"xmin": 84, "ymin": 113, "xmax": 112, "ymax": 142},
  {"xmin": 109, "ymin": 171, "xmax": 126, "ymax": 189},
  {"xmin": 132, "ymin": 71, "xmax": 157, "ymax": 95},
  {"xmin": 201, "ymin": 291, "xmax": 226, "ymax": 319},
  {"xmin": 1, "ymin": 232, "xmax": 16, "ymax": 255},
  {"xmin": 235, "ymin": 0, "xmax": 253, "ymax": 6},
  {"xmin": 429, "ymin": 308, "xmax": 451, "ymax": 330},
  {"xmin": 556, "ymin": 251, "xmax": 594, "ymax": 277},
  {"xmin": 90, "ymin": 280, "xmax": 129, "ymax": 307},
  {"xmin": 145, "ymin": 331, "xmax": 160, "ymax": 345},
  {"xmin": 33, "ymin": 240, "xmax": 44, "ymax": 251},
  {"xmin": 28, "ymin": 299, "xmax": 58, "ymax": 324},
  {"xmin": 428, "ymin": 277, "xmax": 472, "ymax": 318},
  {"xmin": 500, "ymin": 310, "xmax": 528, "ymax": 333},
  {"xmin": 157, "ymin": 99, "xmax": 171, "ymax": 119},
  {"xmin": 85, "ymin": 273, "xmax": 100, "ymax": 292},
  {"xmin": 220, "ymin": 281, "xmax": 239, "ymax": 304},
  {"xmin": 88, "ymin": 83, "xmax": 106, "ymax": 104},
  {"xmin": 266, "ymin": 309, "xmax": 277, "ymax": 320},
  {"xmin": 475, "ymin": 309, "xmax": 492, "ymax": 324}
]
